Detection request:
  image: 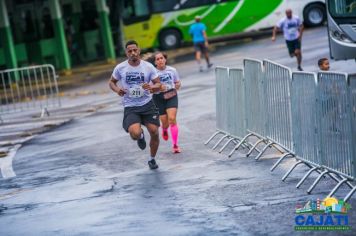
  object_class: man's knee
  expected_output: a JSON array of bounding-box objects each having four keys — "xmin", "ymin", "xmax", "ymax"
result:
[
  {"xmin": 151, "ymin": 128, "xmax": 159, "ymax": 137},
  {"xmin": 149, "ymin": 127, "xmax": 159, "ymax": 139},
  {"xmin": 128, "ymin": 127, "xmax": 141, "ymax": 140}
]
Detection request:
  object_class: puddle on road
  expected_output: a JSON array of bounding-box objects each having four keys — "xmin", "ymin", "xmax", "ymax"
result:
[{"xmin": 0, "ymin": 144, "xmax": 20, "ymax": 178}]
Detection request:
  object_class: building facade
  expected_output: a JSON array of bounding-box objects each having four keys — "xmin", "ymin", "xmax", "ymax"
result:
[{"xmin": 0, "ymin": 0, "xmax": 120, "ymax": 73}]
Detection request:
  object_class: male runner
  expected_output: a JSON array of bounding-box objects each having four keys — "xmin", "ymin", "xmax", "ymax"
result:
[
  {"xmin": 109, "ymin": 40, "xmax": 161, "ymax": 169},
  {"xmin": 272, "ymin": 9, "xmax": 304, "ymax": 71}
]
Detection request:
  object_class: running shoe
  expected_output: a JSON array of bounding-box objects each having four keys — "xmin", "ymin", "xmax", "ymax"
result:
[
  {"xmin": 298, "ymin": 66, "xmax": 303, "ymax": 71},
  {"xmin": 137, "ymin": 130, "xmax": 146, "ymax": 150},
  {"xmin": 148, "ymin": 159, "xmax": 159, "ymax": 169},
  {"xmin": 207, "ymin": 63, "xmax": 213, "ymax": 68},
  {"xmin": 172, "ymin": 144, "xmax": 181, "ymax": 153},
  {"xmin": 162, "ymin": 130, "xmax": 169, "ymax": 141}
]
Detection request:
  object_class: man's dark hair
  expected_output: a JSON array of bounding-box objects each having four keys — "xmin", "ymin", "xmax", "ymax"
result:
[
  {"xmin": 125, "ymin": 40, "xmax": 138, "ymax": 49},
  {"xmin": 318, "ymin": 58, "xmax": 328, "ymax": 66}
]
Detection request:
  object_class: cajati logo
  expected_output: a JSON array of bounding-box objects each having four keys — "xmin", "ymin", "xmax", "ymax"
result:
[{"xmin": 294, "ymin": 197, "xmax": 352, "ymax": 231}]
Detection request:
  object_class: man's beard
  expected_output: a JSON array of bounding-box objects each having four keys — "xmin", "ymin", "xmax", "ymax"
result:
[{"xmin": 130, "ymin": 56, "xmax": 139, "ymax": 62}]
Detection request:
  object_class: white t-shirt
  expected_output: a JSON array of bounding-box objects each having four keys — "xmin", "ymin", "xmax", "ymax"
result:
[
  {"xmin": 112, "ymin": 60, "xmax": 158, "ymax": 107},
  {"xmin": 277, "ymin": 16, "xmax": 302, "ymax": 41},
  {"xmin": 156, "ymin": 65, "xmax": 180, "ymax": 92}
]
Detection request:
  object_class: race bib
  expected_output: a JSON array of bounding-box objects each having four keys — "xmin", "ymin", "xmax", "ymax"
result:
[
  {"xmin": 128, "ymin": 86, "xmax": 144, "ymax": 98},
  {"xmin": 287, "ymin": 27, "xmax": 297, "ymax": 35}
]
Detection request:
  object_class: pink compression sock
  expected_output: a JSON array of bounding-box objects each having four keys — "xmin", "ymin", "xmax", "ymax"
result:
[{"xmin": 170, "ymin": 124, "xmax": 179, "ymax": 146}]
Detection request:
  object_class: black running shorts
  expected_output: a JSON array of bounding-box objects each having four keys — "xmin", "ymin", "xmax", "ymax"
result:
[
  {"xmin": 285, "ymin": 39, "xmax": 301, "ymax": 55},
  {"xmin": 122, "ymin": 100, "xmax": 160, "ymax": 132},
  {"xmin": 193, "ymin": 42, "xmax": 208, "ymax": 53},
  {"xmin": 152, "ymin": 92, "xmax": 178, "ymax": 115}
]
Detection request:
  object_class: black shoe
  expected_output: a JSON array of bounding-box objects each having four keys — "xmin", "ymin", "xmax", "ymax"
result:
[
  {"xmin": 148, "ymin": 159, "xmax": 159, "ymax": 169},
  {"xmin": 298, "ymin": 66, "xmax": 303, "ymax": 71},
  {"xmin": 137, "ymin": 130, "xmax": 146, "ymax": 150},
  {"xmin": 207, "ymin": 63, "xmax": 213, "ymax": 68}
]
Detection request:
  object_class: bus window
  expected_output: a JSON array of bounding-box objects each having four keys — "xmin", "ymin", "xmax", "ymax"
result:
[
  {"xmin": 178, "ymin": 0, "xmax": 215, "ymax": 9},
  {"xmin": 329, "ymin": 0, "xmax": 356, "ymax": 17},
  {"xmin": 152, "ymin": 0, "xmax": 177, "ymax": 13},
  {"xmin": 122, "ymin": 0, "xmax": 150, "ymax": 25}
]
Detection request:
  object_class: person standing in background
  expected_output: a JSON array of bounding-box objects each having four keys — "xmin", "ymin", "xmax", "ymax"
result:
[{"xmin": 318, "ymin": 58, "xmax": 330, "ymax": 71}]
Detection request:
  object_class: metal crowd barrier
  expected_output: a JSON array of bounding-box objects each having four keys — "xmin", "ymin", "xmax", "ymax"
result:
[
  {"xmin": 261, "ymin": 60, "xmax": 293, "ymax": 160},
  {"xmin": 317, "ymin": 72, "xmax": 354, "ymax": 178},
  {"xmin": 227, "ymin": 59, "xmax": 266, "ymax": 158},
  {"xmin": 205, "ymin": 67, "xmax": 229, "ymax": 146},
  {"xmin": 228, "ymin": 68, "xmax": 247, "ymax": 140},
  {"xmin": 306, "ymin": 72, "xmax": 356, "ymax": 198},
  {"xmin": 344, "ymin": 74, "xmax": 356, "ymax": 201},
  {"xmin": 285, "ymin": 72, "xmax": 322, "ymax": 184},
  {"xmin": 0, "ymin": 64, "xmax": 61, "ymax": 117},
  {"xmin": 244, "ymin": 59, "xmax": 266, "ymax": 138},
  {"xmin": 274, "ymin": 71, "xmax": 355, "ymax": 199},
  {"xmin": 205, "ymin": 67, "xmax": 250, "ymax": 152},
  {"xmin": 206, "ymin": 58, "xmax": 356, "ymax": 201},
  {"xmin": 217, "ymin": 68, "xmax": 248, "ymax": 153},
  {"xmin": 281, "ymin": 72, "xmax": 338, "ymax": 188},
  {"xmin": 277, "ymin": 71, "xmax": 356, "ymax": 200}
]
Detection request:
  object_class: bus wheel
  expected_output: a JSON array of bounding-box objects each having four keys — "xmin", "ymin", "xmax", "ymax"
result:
[
  {"xmin": 303, "ymin": 4, "xmax": 326, "ymax": 27},
  {"xmin": 159, "ymin": 29, "xmax": 181, "ymax": 50}
]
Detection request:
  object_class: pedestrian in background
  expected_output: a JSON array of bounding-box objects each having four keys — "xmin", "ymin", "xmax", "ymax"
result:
[
  {"xmin": 152, "ymin": 52, "xmax": 182, "ymax": 153},
  {"xmin": 109, "ymin": 40, "xmax": 161, "ymax": 170},
  {"xmin": 189, "ymin": 15, "xmax": 213, "ymax": 72},
  {"xmin": 65, "ymin": 19, "xmax": 81, "ymax": 64},
  {"xmin": 272, "ymin": 9, "xmax": 304, "ymax": 71},
  {"xmin": 318, "ymin": 58, "xmax": 330, "ymax": 71}
]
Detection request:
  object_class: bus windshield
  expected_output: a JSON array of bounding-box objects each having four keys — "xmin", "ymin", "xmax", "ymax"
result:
[
  {"xmin": 122, "ymin": 0, "xmax": 150, "ymax": 24},
  {"xmin": 329, "ymin": 0, "xmax": 356, "ymax": 17}
]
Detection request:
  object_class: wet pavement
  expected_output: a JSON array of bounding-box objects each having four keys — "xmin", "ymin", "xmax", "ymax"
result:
[{"xmin": 0, "ymin": 26, "xmax": 355, "ymax": 235}]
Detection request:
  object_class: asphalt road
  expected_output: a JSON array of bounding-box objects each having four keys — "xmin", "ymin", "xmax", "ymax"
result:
[{"xmin": 0, "ymin": 26, "xmax": 355, "ymax": 236}]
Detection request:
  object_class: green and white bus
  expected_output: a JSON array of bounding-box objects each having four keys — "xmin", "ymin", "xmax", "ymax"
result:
[
  {"xmin": 120, "ymin": 0, "xmax": 326, "ymax": 50},
  {"xmin": 326, "ymin": 0, "xmax": 356, "ymax": 60}
]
